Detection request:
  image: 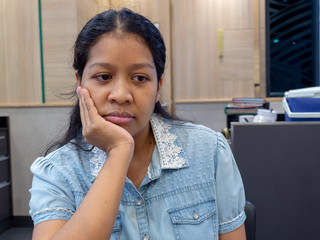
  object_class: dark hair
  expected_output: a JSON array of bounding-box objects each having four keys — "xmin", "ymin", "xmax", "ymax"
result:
[{"xmin": 45, "ymin": 8, "xmax": 179, "ymax": 155}]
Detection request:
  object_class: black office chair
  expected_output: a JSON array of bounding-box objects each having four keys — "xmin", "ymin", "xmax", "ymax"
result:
[{"xmin": 244, "ymin": 201, "xmax": 256, "ymax": 240}]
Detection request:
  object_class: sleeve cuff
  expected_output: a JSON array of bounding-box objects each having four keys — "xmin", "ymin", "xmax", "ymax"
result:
[
  {"xmin": 31, "ymin": 207, "xmax": 74, "ymax": 226},
  {"xmin": 218, "ymin": 210, "xmax": 246, "ymax": 234}
]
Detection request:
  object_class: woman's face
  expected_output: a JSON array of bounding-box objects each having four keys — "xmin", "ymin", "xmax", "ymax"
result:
[{"xmin": 78, "ymin": 33, "xmax": 161, "ymax": 140}]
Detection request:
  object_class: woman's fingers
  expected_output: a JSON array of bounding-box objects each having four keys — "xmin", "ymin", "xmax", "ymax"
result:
[
  {"xmin": 81, "ymin": 88, "xmax": 99, "ymax": 122},
  {"xmin": 80, "ymin": 88, "xmax": 91, "ymax": 123},
  {"xmin": 78, "ymin": 86, "xmax": 105, "ymax": 144},
  {"xmin": 77, "ymin": 87, "xmax": 88, "ymax": 129},
  {"xmin": 77, "ymin": 86, "xmax": 134, "ymax": 152}
]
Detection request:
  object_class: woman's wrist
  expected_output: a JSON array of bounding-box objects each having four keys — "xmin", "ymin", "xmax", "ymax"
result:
[{"xmin": 105, "ymin": 142, "xmax": 134, "ymax": 165}]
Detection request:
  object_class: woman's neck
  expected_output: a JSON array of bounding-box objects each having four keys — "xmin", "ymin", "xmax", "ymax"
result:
[
  {"xmin": 127, "ymin": 123, "xmax": 155, "ymax": 189},
  {"xmin": 133, "ymin": 123, "xmax": 154, "ymax": 156}
]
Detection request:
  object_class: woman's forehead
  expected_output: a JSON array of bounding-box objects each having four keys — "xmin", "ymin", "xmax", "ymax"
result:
[
  {"xmin": 96, "ymin": 32, "xmax": 148, "ymax": 48},
  {"xmin": 86, "ymin": 33, "xmax": 155, "ymax": 69}
]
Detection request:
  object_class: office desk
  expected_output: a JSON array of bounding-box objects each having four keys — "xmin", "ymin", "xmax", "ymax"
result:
[{"xmin": 231, "ymin": 122, "xmax": 320, "ymax": 240}]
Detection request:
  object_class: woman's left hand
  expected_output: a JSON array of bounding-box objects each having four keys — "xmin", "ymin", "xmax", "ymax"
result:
[{"xmin": 77, "ymin": 86, "xmax": 134, "ymax": 155}]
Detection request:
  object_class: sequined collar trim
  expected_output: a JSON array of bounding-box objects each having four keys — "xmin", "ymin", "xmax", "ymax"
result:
[{"xmin": 89, "ymin": 114, "xmax": 188, "ymax": 180}]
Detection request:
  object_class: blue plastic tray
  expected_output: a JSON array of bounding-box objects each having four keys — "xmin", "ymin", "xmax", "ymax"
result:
[{"xmin": 286, "ymin": 98, "xmax": 320, "ymax": 112}]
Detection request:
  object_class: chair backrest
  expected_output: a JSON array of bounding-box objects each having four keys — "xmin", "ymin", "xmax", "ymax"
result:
[{"xmin": 245, "ymin": 201, "xmax": 256, "ymax": 240}]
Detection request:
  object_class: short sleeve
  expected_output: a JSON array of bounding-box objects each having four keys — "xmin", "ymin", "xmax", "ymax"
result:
[
  {"xmin": 29, "ymin": 156, "xmax": 75, "ymax": 226},
  {"xmin": 214, "ymin": 133, "xmax": 246, "ymax": 234}
]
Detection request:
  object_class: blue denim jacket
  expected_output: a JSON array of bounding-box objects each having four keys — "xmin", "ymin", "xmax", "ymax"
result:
[{"xmin": 29, "ymin": 114, "xmax": 246, "ymax": 239}]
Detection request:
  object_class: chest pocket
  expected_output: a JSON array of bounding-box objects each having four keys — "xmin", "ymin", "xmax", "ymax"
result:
[
  {"xmin": 110, "ymin": 215, "xmax": 122, "ymax": 240},
  {"xmin": 168, "ymin": 200, "xmax": 217, "ymax": 240}
]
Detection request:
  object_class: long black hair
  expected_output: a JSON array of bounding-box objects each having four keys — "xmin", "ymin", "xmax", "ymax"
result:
[{"xmin": 45, "ymin": 8, "xmax": 178, "ymax": 155}]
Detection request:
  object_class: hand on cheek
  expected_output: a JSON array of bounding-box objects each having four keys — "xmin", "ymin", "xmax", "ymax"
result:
[{"xmin": 76, "ymin": 86, "xmax": 134, "ymax": 154}]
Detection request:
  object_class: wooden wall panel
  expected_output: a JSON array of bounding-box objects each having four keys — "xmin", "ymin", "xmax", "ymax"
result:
[
  {"xmin": 220, "ymin": 0, "xmax": 253, "ymax": 29},
  {"xmin": 41, "ymin": 0, "xmax": 78, "ymax": 103},
  {"xmin": 0, "ymin": 0, "xmax": 42, "ymax": 104},
  {"xmin": 172, "ymin": 0, "xmax": 217, "ymax": 100}
]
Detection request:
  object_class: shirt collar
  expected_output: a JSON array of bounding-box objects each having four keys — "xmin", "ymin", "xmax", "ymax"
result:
[
  {"xmin": 89, "ymin": 114, "xmax": 189, "ymax": 182},
  {"xmin": 150, "ymin": 114, "xmax": 189, "ymax": 170}
]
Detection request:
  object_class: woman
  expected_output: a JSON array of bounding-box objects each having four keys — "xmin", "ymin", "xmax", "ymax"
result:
[{"xmin": 29, "ymin": 8, "xmax": 246, "ymax": 240}]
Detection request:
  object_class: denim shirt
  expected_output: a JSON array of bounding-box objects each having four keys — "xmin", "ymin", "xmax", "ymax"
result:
[{"xmin": 29, "ymin": 114, "xmax": 246, "ymax": 239}]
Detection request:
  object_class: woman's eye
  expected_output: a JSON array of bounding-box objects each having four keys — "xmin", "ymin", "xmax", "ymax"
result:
[
  {"xmin": 95, "ymin": 74, "xmax": 111, "ymax": 81},
  {"xmin": 133, "ymin": 75, "xmax": 148, "ymax": 82}
]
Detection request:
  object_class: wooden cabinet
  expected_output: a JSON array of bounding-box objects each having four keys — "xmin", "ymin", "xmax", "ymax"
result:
[{"xmin": 0, "ymin": 0, "xmax": 261, "ymax": 106}]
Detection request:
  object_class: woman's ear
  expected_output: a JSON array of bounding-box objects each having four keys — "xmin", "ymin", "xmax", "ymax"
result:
[
  {"xmin": 75, "ymin": 71, "xmax": 81, "ymax": 86},
  {"xmin": 156, "ymin": 78, "xmax": 163, "ymax": 102}
]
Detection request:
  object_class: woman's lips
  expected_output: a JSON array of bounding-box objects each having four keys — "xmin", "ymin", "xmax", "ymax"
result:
[{"xmin": 103, "ymin": 112, "xmax": 134, "ymax": 125}]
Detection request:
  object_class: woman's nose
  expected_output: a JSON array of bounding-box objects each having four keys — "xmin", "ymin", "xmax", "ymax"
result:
[{"xmin": 107, "ymin": 79, "xmax": 133, "ymax": 104}]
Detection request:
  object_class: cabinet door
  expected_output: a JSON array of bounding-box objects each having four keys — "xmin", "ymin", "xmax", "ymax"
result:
[
  {"xmin": 0, "ymin": 183, "xmax": 11, "ymax": 221},
  {"xmin": 172, "ymin": 0, "xmax": 255, "ymax": 101},
  {"xmin": 0, "ymin": 157, "xmax": 10, "ymax": 183},
  {"xmin": 0, "ymin": 130, "xmax": 8, "ymax": 156},
  {"xmin": 41, "ymin": 0, "xmax": 78, "ymax": 103},
  {"xmin": 0, "ymin": 0, "xmax": 42, "ymax": 104}
]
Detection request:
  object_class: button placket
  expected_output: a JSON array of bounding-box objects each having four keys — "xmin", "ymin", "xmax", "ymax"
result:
[
  {"xmin": 135, "ymin": 196, "xmax": 151, "ymax": 240},
  {"xmin": 136, "ymin": 199, "xmax": 143, "ymax": 206},
  {"xmin": 143, "ymin": 234, "xmax": 149, "ymax": 240}
]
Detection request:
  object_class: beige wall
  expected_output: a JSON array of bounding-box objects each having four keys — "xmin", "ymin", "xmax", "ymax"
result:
[{"xmin": 0, "ymin": 107, "xmax": 71, "ymax": 215}]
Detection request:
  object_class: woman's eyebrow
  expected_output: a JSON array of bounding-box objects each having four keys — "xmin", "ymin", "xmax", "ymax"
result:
[
  {"xmin": 130, "ymin": 63, "xmax": 154, "ymax": 69},
  {"xmin": 88, "ymin": 62, "xmax": 154, "ymax": 70},
  {"xmin": 88, "ymin": 62, "xmax": 114, "ymax": 69}
]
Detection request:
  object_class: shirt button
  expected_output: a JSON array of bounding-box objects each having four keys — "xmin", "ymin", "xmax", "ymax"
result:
[
  {"xmin": 136, "ymin": 199, "xmax": 143, "ymax": 206},
  {"xmin": 193, "ymin": 212, "xmax": 199, "ymax": 220},
  {"xmin": 143, "ymin": 235, "xmax": 149, "ymax": 240}
]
